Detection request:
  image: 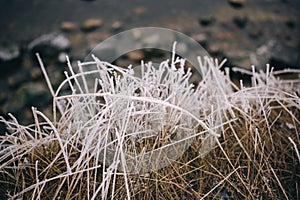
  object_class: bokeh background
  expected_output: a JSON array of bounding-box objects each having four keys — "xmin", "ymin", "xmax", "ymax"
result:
[{"xmin": 0, "ymin": 0, "xmax": 299, "ymax": 127}]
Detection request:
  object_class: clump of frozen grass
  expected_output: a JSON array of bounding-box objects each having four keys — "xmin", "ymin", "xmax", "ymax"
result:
[{"xmin": 0, "ymin": 45, "xmax": 299, "ymax": 199}]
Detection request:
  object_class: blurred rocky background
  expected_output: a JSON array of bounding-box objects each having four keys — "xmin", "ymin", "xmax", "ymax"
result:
[{"xmin": 0, "ymin": 0, "xmax": 299, "ymax": 130}]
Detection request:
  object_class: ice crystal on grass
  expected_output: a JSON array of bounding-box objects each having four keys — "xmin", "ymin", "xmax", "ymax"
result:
[
  {"xmin": 0, "ymin": 49, "xmax": 299, "ymax": 199},
  {"xmin": 42, "ymin": 51, "xmax": 228, "ymax": 174}
]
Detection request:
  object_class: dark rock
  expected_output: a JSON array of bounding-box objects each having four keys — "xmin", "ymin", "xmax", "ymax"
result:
[
  {"xmin": 28, "ymin": 32, "xmax": 70, "ymax": 59},
  {"xmin": 81, "ymin": 18, "xmax": 103, "ymax": 32},
  {"xmin": 233, "ymin": 15, "xmax": 248, "ymax": 28},
  {"xmin": 199, "ymin": 15, "xmax": 215, "ymax": 26},
  {"xmin": 13, "ymin": 82, "xmax": 51, "ymax": 111},
  {"xmin": 0, "ymin": 44, "xmax": 22, "ymax": 75},
  {"xmin": 2, "ymin": 82, "xmax": 51, "ymax": 120},
  {"xmin": 285, "ymin": 18, "xmax": 295, "ymax": 29},
  {"xmin": 1, "ymin": 82, "xmax": 52, "ymax": 127},
  {"xmin": 228, "ymin": 0, "xmax": 246, "ymax": 9}
]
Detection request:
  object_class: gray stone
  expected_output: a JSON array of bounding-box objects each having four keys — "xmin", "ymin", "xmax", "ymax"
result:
[
  {"xmin": 269, "ymin": 42, "xmax": 300, "ymax": 69},
  {"xmin": 0, "ymin": 44, "xmax": 22, "ymax": 74},
  {"xmin": 250, "ymin": 40, "xmax": 300, "ymax": 70},
  {"xmin": 28, "ymin": 32, "xmax": 70, "ymax": 58}
]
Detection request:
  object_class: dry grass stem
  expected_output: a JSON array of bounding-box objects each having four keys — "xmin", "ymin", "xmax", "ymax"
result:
[{"xmin": 0, "ymin": 49, "xmax": 299, "ymax": 199}]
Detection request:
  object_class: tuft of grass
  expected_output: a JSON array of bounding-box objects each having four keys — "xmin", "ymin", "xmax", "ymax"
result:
[{"xmin": 0, "ymin": 48, "xmax": 299, "ymax": 199}]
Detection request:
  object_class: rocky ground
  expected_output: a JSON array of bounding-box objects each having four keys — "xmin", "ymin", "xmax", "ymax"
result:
[{"xmin": 0, "ymin": 0, "xmax": 299, "ymax": 130}]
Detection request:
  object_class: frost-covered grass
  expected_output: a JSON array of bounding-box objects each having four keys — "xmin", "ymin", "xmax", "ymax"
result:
[{"xmin": 0, "ymin": 48, "xmax": 299, "ymax": 199}]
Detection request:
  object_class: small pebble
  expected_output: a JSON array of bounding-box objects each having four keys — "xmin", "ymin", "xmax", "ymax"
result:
[
  {"xmin": 81, "ymin": 18, "xmax": 103, "ymax": 32},
  {"xmin": 60, "ymin": 21, "xmax": 78, "ymax": 32},
  {"xmin": 132, "ymin": 7, "xmax": 145, "ymax": 15},
  {"xmin": 58, "ymin": 52, "xmax": 68, "ymax": 63},
  {"xmin": 111, "ymin": 21, "xmax": 122, "ymax": 31}
]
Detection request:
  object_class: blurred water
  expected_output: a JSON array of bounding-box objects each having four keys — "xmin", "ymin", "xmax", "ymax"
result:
[{"xmin": 0, "ymin": 0, "xmax": 299, "ymax": 43}]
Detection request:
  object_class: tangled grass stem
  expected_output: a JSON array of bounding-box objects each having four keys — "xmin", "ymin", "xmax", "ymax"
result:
[{"xmin": 0, "ymin": 51, "xmax": 299, "ymax": 199}]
